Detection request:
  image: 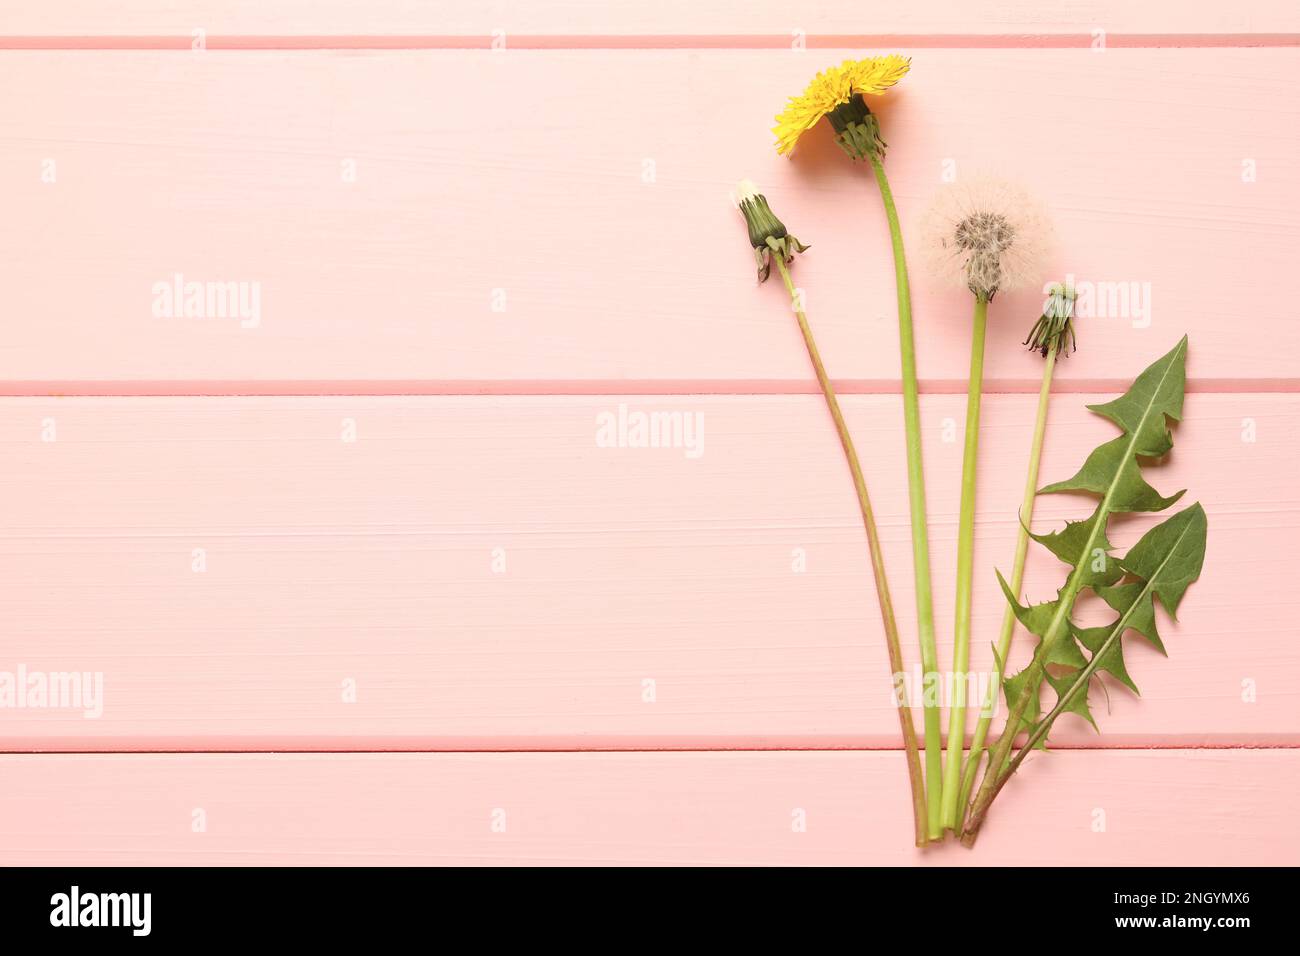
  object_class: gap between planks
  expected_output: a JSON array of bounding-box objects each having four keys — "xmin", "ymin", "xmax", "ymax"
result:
[
  {"xmin": 5, "ymin": 744, "xmax": 1299, "ymax": 756},
  {"xmin": 2, "ymin": 378, "xmax": 1298, "ymax": 398},
  {"xmin": 2, "ymin": 34, "xmax": 1300, "ymax": 50}
]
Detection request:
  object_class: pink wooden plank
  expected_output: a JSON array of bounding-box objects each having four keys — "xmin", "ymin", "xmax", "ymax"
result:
[
  {"xmin": 1, "ymin": 1, "xmax": 1295, "ymax": 39},
  {"xmin": 2, "ymin": 393, "xmax": 1292, "ymax": 749},
  {"xmin": 0, "ymin": 50, "xmax": 1295, "ymax": 388},
  {"xmin": 1, "ymin": 750, "xmax": 1294, "ymax": 865}
]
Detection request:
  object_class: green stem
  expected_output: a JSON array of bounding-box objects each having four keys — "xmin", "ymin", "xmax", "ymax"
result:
[
  {"xmin": 954, "ymin": 342, "xmax": 1058, "ymax": 829},
  {"xmin": 939, "ymin": 293, "xmax": 988, "ymax": 830},
  {"xmin": 775, "ymin": 255, "xmax": 929, "ymax": 846},
  {"xmin": 868, "ymin": 154, "xmax": 943, "ymax": 841}
]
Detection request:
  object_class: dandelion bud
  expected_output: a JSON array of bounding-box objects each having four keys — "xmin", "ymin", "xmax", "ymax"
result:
[{"xmin": 735, "ymin": 180, "xmax": 809, "ymax": 283}]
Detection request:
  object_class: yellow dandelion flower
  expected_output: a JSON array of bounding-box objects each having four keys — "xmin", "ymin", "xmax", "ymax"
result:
[{"xmin": 773, "ymin": 54, "xmax": 910, "ymax": 158}]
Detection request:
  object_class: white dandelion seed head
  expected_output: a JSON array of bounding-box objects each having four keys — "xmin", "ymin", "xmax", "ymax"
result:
[{"xmin": 918, "ymin": 175, "xmax": 1053, "ymax": 298}]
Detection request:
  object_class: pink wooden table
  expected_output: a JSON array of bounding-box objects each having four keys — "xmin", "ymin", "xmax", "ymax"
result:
[{"xmin": 1, "ymin": 1, "xmax": 1297, "ymax": 865}]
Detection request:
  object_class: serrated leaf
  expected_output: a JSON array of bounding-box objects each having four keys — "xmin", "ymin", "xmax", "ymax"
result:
[
  {"xmin": 1096, "ymin": 581, "xmax": 1165, "ymax": 653},
  {"xmin": 1029, "ymin": 503, "xmax": 1123, "ymax": 589},
  {"xmin": 998, "ymin": 667, "xmax": 1092, "ymax": 749},
  {"xmin": 1087, "ymin": 338, "xmax": 1187, "ymax": 457},
  {"xmin": 984, "ymin": 339, "xmax": 1202, "ymax": 804},
  {"xmin": 994, "ymin": 571, "xmax": 1086, "ymax": 668},
  {"xmin": 1002, "ymin": 666, "xmax": 1046, "ymax": 749},
  {"xmin": 1039, "ymin": 435, "xmax": 1185, "ymax": 514},
  {"xmin": 1117, "ymin": 502, "xmax": 1207, "ymax": 619},
  {"xmin": 1072, "ymin": 623, "xmax": 1139, "ymax": 694},
  {"xmin": 1006, "ymin": 339, "xmax": 1189, "ymax": 672},
  {"xmin": 1046, "ymin": 671, "xmax": 1098, "ymax": 730},
  {"xmin": 1047, "ymin": 629, "xmax": 1089, "ymax": 670},
  {"xmin": 1001, "ymin": 642, "xmax": 1095, "ymax": 740},
  {"xmin": 993, "ymin": 574, "xmax": 1082, "ymax": 750},
  {"xmin": 999, "ymin": 338, "xmax": 1190, "ymax": 693},
  {"xmin": 1019, "ymin": 503, "xmax": 1208, "ymax": 754},
  {"xmin": 1038, "ymin": 337, "xmax": 1188, "ymax": 515}
]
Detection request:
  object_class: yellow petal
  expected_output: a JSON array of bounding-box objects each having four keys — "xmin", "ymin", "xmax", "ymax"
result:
[{"xmin": 773, "ymin": 55, "xmax": 910, "ymax": 156}]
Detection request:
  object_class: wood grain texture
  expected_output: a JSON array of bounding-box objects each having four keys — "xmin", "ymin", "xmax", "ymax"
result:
[
  {"xmin": 1, "ymin": 50, "xmax": 1296, "ymax": 388},
  {"xmin": 1, "ymin": 1, "xmax": 1296, "ymax": 39},
  {"xmin": 2, "ymin": 393, "xmax": 1292, "ymax": 749},
  {"xmin": 1, "ymin": 2, "xmax": 1292, "ymax": 868},
  {"xmin": 2, "ymin": 750, "xmax": 1295, "ymax": 865}
]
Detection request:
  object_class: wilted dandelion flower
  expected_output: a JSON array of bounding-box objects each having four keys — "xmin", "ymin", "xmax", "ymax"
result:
[
  {"xmin": 920, "ymin": 176, "xmax": 1052, "ymax": 299},
  {"xmin": 1024, "ymin": 282, "xmax": 1078, "ymax": 357},
  {"xmin": 773, "ymin": 55, "xmax": 910, "ymax": 159}
]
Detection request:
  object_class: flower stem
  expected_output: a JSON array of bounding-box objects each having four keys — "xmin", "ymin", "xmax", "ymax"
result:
[
  {"xmin": 775, "ymin": 254, "xmax": 929, "ymax": 846},
  {"xmin": 953, "ymin": 341, "xmax": 1058, "ymax": 829},
  {"xmin": 868, "ymin": 154, "xmax": 944, "ymax": 841},
  {"xmin": 939, "ymin": 293, "xmax": 988, "ymax": 830}
]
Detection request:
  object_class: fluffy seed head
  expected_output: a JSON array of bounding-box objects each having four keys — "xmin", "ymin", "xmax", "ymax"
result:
[{"xmin": 919, "ymin": 175, "xmax": 1052, "ymax": 298}]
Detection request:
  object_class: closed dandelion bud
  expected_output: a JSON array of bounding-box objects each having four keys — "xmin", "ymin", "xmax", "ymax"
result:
[{"xmin": 735, "ymin": 179, "xmax": 808, "ymax": 283}]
